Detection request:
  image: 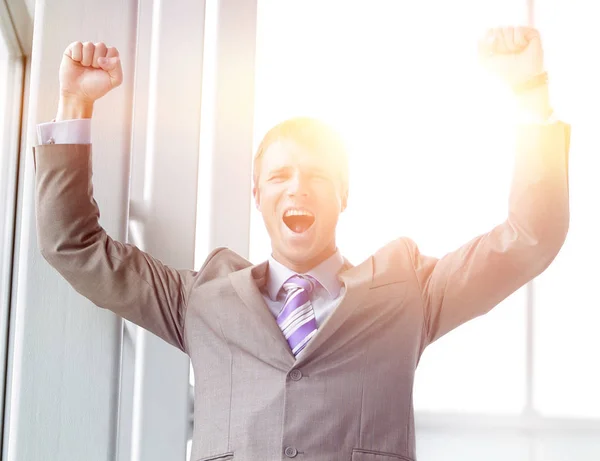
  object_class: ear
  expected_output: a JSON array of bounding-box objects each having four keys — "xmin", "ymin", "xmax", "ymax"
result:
[
  {"xmin": 253, "ymin": 186, "xmax": 261, "ymax": 211},
  {"xmin": 340, "ymin": 191, "xmax": 348, "ymax": 213}
]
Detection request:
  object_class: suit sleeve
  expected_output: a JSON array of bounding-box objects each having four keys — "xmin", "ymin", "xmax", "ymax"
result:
[
  {"xmin": 405, "ymin": 122, "xmax": 570, "ymax": 345},
  {"xmin": 34, "ymin": 143, "xmax": 212, "ymax": 353}
]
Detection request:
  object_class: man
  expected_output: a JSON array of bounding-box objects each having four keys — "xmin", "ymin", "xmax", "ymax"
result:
[{"xmin": 35, "ymin": 27, "xmax": 569, "ymax": 461}]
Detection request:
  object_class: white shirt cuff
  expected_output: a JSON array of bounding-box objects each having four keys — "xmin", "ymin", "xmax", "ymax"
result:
[{"xmin": 37, "ymin": 119, "xmax": 92, "ymax": 145}]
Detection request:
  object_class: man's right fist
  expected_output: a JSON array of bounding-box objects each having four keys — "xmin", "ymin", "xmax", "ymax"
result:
[{"xmin": 59, "ymin": 41, "xmax": 123, "ymax": 105}]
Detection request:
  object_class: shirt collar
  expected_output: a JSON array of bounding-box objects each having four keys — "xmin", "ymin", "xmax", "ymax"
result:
[{"xmin": 266, "ymin": 250, "xmax": 344, "ymax": 301}]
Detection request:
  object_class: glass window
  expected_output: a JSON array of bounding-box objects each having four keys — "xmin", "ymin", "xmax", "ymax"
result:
[
  {"xmin": 417, "ymin": 430, "xmax": 530, "ymax": 461},
  {"xmin": 532, "ymin": 0, "xmax": 600, "ymax": 420}
]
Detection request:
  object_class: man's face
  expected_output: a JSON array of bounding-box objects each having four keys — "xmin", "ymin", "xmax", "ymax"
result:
[{"xmin": 253, "ymin": 139, "xmax": 347, "ymax": 272}]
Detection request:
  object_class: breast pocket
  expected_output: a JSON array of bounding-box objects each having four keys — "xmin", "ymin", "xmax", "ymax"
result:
[
  {"xmin": 196, "ymin": 452, "xmax": 234, "ymax": 461},
  {"xmin": 352, "ymin": 448, "xmax": 413, "ymax": 461},
  {"xmin": 367, "ymin": 281, "xmax": 408, "ymax": 305}
]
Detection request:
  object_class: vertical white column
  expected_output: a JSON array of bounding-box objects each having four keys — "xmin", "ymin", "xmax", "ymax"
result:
[
  {"xmin": 196, "ymin": 0, "xmax": 258, "ymax": 262},
  {"xmin": 122, "ymin": 1, "xmax": 206, "ymax": 460},
  {"xmin": 188, "ymin": 0, "xmax": 258, "ymax": 456}
]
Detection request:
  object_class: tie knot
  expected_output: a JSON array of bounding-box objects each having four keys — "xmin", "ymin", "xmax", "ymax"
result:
[{"xmin": 283, "ymin": 274, "xmax": 316, "ymax": 295}]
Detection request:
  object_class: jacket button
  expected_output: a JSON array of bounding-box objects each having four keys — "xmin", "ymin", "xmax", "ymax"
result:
[
  {"xmin": 289, "ymin": 369, "xmax": 303, "ymax": 381},
  {"xmin": 284, "ymin": 446, "xmax": 298, "ymax": 458}
]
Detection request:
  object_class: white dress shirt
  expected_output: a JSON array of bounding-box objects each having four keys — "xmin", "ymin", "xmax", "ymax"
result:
[{"xmin": 263, "ymin": 251, "xmax": 345, "ymax": 328}]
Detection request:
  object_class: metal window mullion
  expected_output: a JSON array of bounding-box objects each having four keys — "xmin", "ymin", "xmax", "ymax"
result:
[
  {"xmin": 524, "ymin": 0, "xmax": 536, "ymax": 420},
  {"xmin": 203, "ymin": 0, "xmax": 258, "ymax": 259},
  {"xmin": 416, "ymin": 411, "xmax": 600, "ymax": 433},
  {"xmin": 184, "ymin": 0, "xmax": 258, "ymax": 457},
  {"xmin": 526, "ymin": 0, "xmax": 537, "ymax": 458}
]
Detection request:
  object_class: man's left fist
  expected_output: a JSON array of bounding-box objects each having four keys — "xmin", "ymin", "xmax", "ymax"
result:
[{"xmin": 478, "ymin": 27, "xmax": 544, "ymax": 87}]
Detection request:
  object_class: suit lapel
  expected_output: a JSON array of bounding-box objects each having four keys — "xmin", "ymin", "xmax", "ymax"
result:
[
  {"xmin": 228, "ymin": 255, "xmax": 375, "ymax": 367},
  {"xmin": 295, "ymin": 255, "xmax": 374, "ymax": 364},
  {"xmin": 228, "ymin": 262, "xmax": 295, "ymax": 367}
]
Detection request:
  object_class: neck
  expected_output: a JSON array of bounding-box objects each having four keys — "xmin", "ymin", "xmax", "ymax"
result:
[{"xmin": 273, "ymin": 246, "xmax": 337, "ymax": 273}]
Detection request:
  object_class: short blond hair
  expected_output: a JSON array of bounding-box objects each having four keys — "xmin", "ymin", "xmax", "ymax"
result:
[{"xmin": 253, "ymin": 117, "xmax": 349, "ymax": 197}]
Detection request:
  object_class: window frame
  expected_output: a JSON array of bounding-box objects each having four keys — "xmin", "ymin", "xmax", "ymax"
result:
[{"xmin": 0, "ymin": 0, "xmax": 28, "ymax": 449}]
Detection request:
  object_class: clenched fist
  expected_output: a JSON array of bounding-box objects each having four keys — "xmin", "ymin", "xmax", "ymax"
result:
[
  {"xmin": 478, "ymin": 27, "xmax": 544, "ymax": 87},
  {"xmin": 57, "ymin": 41, "xmax": 123, "ymax": 120}
]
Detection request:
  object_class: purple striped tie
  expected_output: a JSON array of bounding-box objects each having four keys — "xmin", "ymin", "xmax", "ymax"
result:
[{"xmin": 277, "ymin": 275, "xmax": 318, "ymax": 356}]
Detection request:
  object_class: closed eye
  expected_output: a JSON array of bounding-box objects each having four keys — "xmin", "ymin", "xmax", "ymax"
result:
[{"xmin": 268, "ymin": 171, "xmax": 290, "ymax": 182}]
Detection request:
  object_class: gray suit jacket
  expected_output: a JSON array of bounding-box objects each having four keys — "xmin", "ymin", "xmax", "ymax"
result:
[{"xmin": 34, "ymin": 123, "xmax": 570, "ymax": 461}]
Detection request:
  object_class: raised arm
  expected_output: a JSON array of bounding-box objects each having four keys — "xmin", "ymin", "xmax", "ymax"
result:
[
  {"xmin": 410, "ymin": 27, "xmax": 570, "ymax": 345},
  {"xmin": 35, "ymin": 42, "xmax": 203, "ymax": 352}
]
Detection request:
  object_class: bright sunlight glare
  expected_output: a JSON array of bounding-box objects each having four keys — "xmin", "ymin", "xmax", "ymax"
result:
[
  {"xmin": 251, "ymin": 0, "xmax": 526, "ymax": 265},
  {"xmin": 249, "ymin": 0, "xmax": 530, "ymax": 415}
]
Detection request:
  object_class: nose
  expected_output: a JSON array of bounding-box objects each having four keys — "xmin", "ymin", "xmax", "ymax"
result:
[{"xmin": 287, "ymin": 171, "xmax": 309, "ymax": 197}]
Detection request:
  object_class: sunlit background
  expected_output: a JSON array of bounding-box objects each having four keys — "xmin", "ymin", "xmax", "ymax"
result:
[{"xmin": 244, "ymin": 0, "xmax": 600, "ymax": 459}]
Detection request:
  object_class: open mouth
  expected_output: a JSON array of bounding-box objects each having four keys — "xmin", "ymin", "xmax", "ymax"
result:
[{"xmin": 283, "ymin": 208, "xmax": 316, "ymax": 234}]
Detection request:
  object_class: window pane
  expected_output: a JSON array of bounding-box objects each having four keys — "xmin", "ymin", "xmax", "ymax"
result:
[
  {"xmin": 533, "ymin": 434, "xmax": 600, "ymax": 461},
  {"xmin": 532, "ymin": 0, "xmax": 600, "ymax": 420},
  {"xmin": 414, "ymin": 290, "xmax": 526, "ymax": 414},
  {"xmin": 417, "ymin": 430, "xmax": 530, "ymax": 461},
  {"xmin": 418, "ymin": 431, "xmax": 600, "ymax": 461},
  {"xmin": 251, "ymin": 0, "xmax": 527, "ymax": 415}
]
